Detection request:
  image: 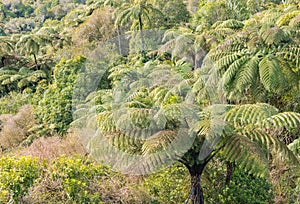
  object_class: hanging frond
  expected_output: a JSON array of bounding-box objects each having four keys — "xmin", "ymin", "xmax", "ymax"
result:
[
  {"xmin": 260, "ymin": 25, "xmax": 289, "ymax": 46},
  {"xmin": 225, "ymin": 103, "xmax": 278, "ymax": 126},
  {"xmin": 236, "ymin": 55, "xmax": 260, "ymax": 91},
  {"xmin": 276, "ymin": 11, "xmax": 300, "ymax": 27},
  {"xmin": 214, "ymin": 51, "xmax": 244, "ymax": 71},
  {"xmin": 222, "ymin": 55, "xmax": 249, "ymax": 89},
  {"xmin": 142, "ymin": 130, "xmax": 177, "ymax": 155},
  {"xmin": 215, "ymin": 19, "xmax": 244, "ymax": 30},
  {"xmin": 258, "ymin": 54, "xmax": 285, "ymax": 92},
  {"xmin": 241, "ymin": 128, "xmax": 299, "ymax": 166},
  {"xmin": 97, "ymin": 111, "xmax": 117, "ymax": 132},
  {"xmin": 221, "ymin": 134, "xmax": 269, "ymax": 177},
  {"xmin": 277, "ymin": 47, "xmax": 300, "ymax": 67},
  {"xmin": 260, "ymin": 112, "xmax": 300, "ymax": 131}
]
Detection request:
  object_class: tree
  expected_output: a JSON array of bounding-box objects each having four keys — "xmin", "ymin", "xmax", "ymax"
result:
[
  {"xmin": 115, "ymin": 0, "xmax": 162, "ymax": 51},
  {"xmin": 16, "ymin": 34, "xmax": 52, "ymax": 69},
  {"xmin": 0, "ymin": 66, "xmax": 48, "ymax": 96},
  {"xmin": 76, "ymin": 56, "xmax": 299, "ymax": 204},
  {"xmin": 0, "ymin": 36, "xmax": 14, "ymax": 57},
  {"xmin": 149, "ymin": 0, "xmax": 191, "ymax": 29},
  {"xmin": 159, "ymin": 19, "xmax": 244, "ymax": 69},
  {"xmin": 205, "ymin": 6, "xmax": 300, "ymax": 105}
]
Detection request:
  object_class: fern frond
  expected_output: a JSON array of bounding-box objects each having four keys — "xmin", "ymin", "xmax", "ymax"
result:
[
  {"xmin": 259, "ymin": 55, "xmax": 285, "ymax": 92},
  {"xmin": 221, "ymin": 134, "xmax": 269, "ymax": 177},
  {"xmin": 9, "ymin": 74, "xmax": 23, "ymax": 83},
  {"xmin": 288, "ymin": 138, "xmax": 300, "ymax": 155},
  {"xmin": 222, "ymin": 55, "xmax": 249, "ymax": 89},
  {"xmin": 214, "ymin": 51, "xmax": 244, "ymax": 71},
  {"xmin": 97, "ymin": 111, "xmax": 116, "ymax": 132},
  {"xmin": 260, "ymin": 26, "xmax": 288, "ymax": 46},
  {"xmin": 241, "ymin": 128, "xmax": 299, "ymax": 166},
  {"xmin": 142, "ymin": 130, "xmax": 177, "ymax": 155},
  {"xmin": 277, "ymin": 47, "xmax": 300, "ymax": 67},
  {"xmin": 216, "ymin": 19, "xmax": 244, "ymax": 30},
  {"xmin": 236, "ymin": 55, "xmax": 260, "ymax": 91},
  {"xmin": 225, "ymin": 103, "xmax": 278, "ymax": 126},
  {"xmin": 260, "ymin": 112, "xmax": 300, "ymax": 131}
]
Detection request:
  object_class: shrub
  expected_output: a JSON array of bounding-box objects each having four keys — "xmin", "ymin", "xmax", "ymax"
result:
[
  {"xmin": 0, "ymin": 105, "xmax": 36, "ymax": 151},
  {"xmin": 25, "ymin": 155, "xmax": 153, "ymax": 203},
  {"xmin": 144, "ymin": 160, "xmax": 274, "ymax": 204},
  {"xmin": 204, "ymin": 160, "xmax": 274, "ymax": 204},
  {"xmin": 16, "ymin": 134, "xmax": 87, "ymax": 160},
  {"xmin": 35, "ymin": 56, "xmax": 86, "ymax": 135},
  {"xmin": 0, "ymin": 92, "xmax": 31, "ymax": 115},
  {"xmin": 144, "ymin": 163, "xmax": 189, "ymax": 203},
  {"xmin": 0, "ymin": 156, "xmax": 43, "ymax": 203}
]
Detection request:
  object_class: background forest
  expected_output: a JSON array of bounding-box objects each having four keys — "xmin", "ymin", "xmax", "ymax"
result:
[{"xmin": 0, "ymin": 0, "xmax": 300, "ymax": 203}]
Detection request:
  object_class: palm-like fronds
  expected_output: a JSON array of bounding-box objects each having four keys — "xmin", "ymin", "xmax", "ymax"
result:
[
  {"xmin": 83, "ymin": 55, "xmax": 300, "ymax": 178},
  {"xmin": 206, "ymin": 8, "xmax": 300, "ymax": 101},
  {"xmin": 0, "ymin": 65, "xmax": 49, "ymax": 95}
]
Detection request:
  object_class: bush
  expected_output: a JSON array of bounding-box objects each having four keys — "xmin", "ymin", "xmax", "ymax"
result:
[
  {"xmin": 144, "ymin": 163, "xmax": 189, "ymax": 203},
  {"xmin": 0, "ymin": 156, "xmax": 43, "ymax": 203},
  {"xmin": 16, "ymin": 134, "xmax": 87, "ymax": 160},
  {"xmin": 0, "ymin": 105, "xmax": 36, "ymax": 151},
  {"xmin": 24, "ymin": 155, "xmax": 154, "ymax": 203},
  {"xmin": 144, "ymin": 160, "xmax": 274, "ymax": 204},
  {"xmin": 204, "ymin": 160, "xmax": 274, "ymax": 204},
  {"xmin": 35, "ymin": 56, "xmax": 86, "ymax": 135},
  {"xmin": 0, "ymin": 92, "xmax": 31, "ymax": 115}
]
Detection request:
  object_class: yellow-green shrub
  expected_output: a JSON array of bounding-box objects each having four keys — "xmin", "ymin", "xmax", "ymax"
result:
[{"xmin": 0, "ymin": 156, "xmax": 43, "ymax": 203}]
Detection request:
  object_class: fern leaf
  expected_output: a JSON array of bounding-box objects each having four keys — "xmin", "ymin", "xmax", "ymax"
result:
[
  {"xmin": 259, "ymin": 55, "xmax": 284, "ymax": 92},
  {"xmin": 222, "ymin": 55, "xmax": 249, "ymax": 89},
  {"xmin": 261, "ymin": 112, "xmax": 300, "ymax": 131},
  {"xmin": 236, "ymin": 55, "xmax": 260, "ymax": 91}
]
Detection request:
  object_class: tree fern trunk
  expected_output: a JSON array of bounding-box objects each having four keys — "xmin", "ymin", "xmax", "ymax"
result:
[
  {"xmin": 117, "ymin": 25, "xmax": 122, "ymax": 55},
  {"xmin": 33, "ymin": 54, "xmax": 38, "ymax": 69},
  {"xmin": 190, "ymin": 173, "xmax": 204, "ymax": 204},
  {"xmin": 186, "ymin": 164, "xmax": 206, "ymax": 204},
  {"xmin": 225, "ymin": 161, "xmax": 234, "ymax": 185},
  {"xmin": 138, "ymin": 16, "xmax": 145, "ymax": 52}
]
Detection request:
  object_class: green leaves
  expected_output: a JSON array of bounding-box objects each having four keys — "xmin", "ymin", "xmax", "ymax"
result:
[
  {"xmin": 258, "ymin": 54, "xmax": 285, "ymax": 92},
  {"xmin": 0, "ymin": 156, "xmax": 42, "ymax": 203},
  {"xmin": 224, "ymin": 103, "xmax": 300, "ymax": 172}
]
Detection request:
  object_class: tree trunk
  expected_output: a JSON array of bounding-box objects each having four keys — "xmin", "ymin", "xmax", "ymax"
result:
[
  {"xmin": 185, "ymin": 164, "xmax": 206, "ymax": 204},
  {"xmin": 225, "ymin": 161, "xmax": 234, "ymax": 185},
  {"xmin": 138, "ymin": 16, "xmax": 145, "ymax": 52},
  {"xmin": 117, "ymin": 25, "xmax": 122, "ymax": 56},
  {"xmin": 33, "ymin": 54, "xmax": 38, "ymax": 69}
]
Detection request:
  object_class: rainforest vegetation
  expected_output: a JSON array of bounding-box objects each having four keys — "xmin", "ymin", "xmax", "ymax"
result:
[{"xmin": 0, "ymin": 0, "xmax": 300, "ymax": 203}]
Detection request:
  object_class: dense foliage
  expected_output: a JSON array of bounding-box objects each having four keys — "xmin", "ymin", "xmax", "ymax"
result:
[{"xmin": 0, "ymin": 0, "xmax": 300, "ymax": 203}]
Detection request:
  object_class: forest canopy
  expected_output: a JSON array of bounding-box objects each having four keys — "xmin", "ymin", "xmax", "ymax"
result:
[{"xmin": 0, "ymin": 0, "xmax": 299, "ymax": 203}]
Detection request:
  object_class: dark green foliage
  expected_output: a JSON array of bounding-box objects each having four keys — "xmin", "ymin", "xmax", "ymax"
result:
[{"xmin": 144, "ymin": 161, "xmax": 274, "ymax": 204}]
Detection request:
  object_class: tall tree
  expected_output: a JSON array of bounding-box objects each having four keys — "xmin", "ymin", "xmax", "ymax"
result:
[
  {"xmin": 205, "ymin": 7, "xmax": 300, "ymax": 105},
  {"xmin": 115, "ymin": 0, "xmax": 162, "ymax": 52},
  {"xmin": 75, "ymin": 57, "xmax": 300, "ymax": 204},
  {"xmin": 16, "ymin": 34, "xmax": 52, "ymax": 69}
]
